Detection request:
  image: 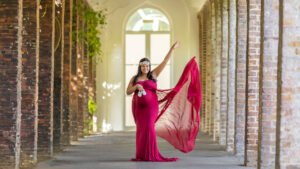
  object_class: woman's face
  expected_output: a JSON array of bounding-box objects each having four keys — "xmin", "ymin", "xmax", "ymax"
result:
[{"xmin": 140, "ymin": 64, "xmax": 150, "ymax": 74}]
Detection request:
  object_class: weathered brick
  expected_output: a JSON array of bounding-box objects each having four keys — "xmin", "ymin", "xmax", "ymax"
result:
[
  {"xmin": 280, "ymin": 0, "xmax": 300, "ymax": 168},
  {"xmin": 0, "ymin": 0, "xmax": 94, "ymax": 168},
  {"xmin": 20, "ymin": 0, "xmax": 38, "ymax": 168},
  {"xmin": 235, "ymin": 0, "xmax": 248, "ymax": 163},
  {"xmin": 37, "ymin": 0, "xmax": 54, "ymax": 160},
  {"xmin": 0, "ymin": 1, "xmax": 19, "ymax": 168},
  {"xmin": 227, "ymin": 0, "xmax": 237, "ymax": 153},
  {"xmin": 219, "ymin": 0, "xmax": 229, "ymax": 146},
  {"xmin": 62, "ymin": 0, "xmax": 72, "ymax": 147}
]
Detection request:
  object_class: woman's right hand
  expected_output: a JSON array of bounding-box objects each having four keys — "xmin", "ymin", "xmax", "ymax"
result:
[{"xmin": 135, "ymin": 84, "xmax": 144, "ymax": 91}]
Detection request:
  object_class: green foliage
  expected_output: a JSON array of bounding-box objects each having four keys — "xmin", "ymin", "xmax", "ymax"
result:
[
  {"xmin": 84, "ymin": 97, "xmax": 97, "ymax": 135},
  {"xmin": 88, "ymin": 97, "xmax": 97, "ymax": 115},
  {"xmin": 75, "ymin": 1, "xmax": 107, "ymax": 61}
]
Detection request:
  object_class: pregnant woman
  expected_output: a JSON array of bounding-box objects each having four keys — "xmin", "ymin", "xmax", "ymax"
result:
[{"xmin": 126, "ymin": 41, "xmax": 202, "ymax": 162}]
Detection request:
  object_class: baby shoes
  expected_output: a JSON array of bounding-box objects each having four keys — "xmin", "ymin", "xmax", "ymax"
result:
[{"xmin": 138, "ymin": 90, "xmax": 147, "ymax": 97}]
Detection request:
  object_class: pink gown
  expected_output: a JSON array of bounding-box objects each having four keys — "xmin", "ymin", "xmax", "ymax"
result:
[{"xmin": 131, "ymin": 57, "xmax": 202, "ymax": 162}]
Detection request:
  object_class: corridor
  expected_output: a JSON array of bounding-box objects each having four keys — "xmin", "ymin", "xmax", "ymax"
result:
[{"xmin": 34, "ymin": 132, "xmax": 253, "ymax": 169}]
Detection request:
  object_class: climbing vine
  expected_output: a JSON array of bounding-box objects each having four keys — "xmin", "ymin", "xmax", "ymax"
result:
[
  {"xmin": 75, "ymin": 1, "xmax": 107, "ymax": 61},
  {"xmin": 73, "ymin": 1, "xmax": 106, "ymax": 135}
]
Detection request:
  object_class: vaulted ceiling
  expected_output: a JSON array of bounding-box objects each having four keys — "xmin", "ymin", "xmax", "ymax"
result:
[{"xmin": 87, "ymin": 0, "xmax": 206, "ymax": 13}]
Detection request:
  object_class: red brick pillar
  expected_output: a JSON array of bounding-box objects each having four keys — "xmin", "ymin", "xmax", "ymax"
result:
[
  {"xmin": 202, "ymin": 14, "xmax": 208, "ymax": 133},
  {"xmin": 227, "ymin": 0, "xmax": 237, "ymax": 153},
  {"xmin": 77, "ymin": 11, "xmax": 84, "ymax": 138},
  {"xmin": 206, "ymin": 1, "xmax": 214, "ymax": 135},
  {"xmin": 211, "ymin": 0, "xmax": 221, "ymax": 141},
  {"xmin": 53, "ymin": 1, "xmax": 63, "ymax": 153},
  {"xmin": 259, "ymin": 0, "xmax": 280, "ymax": 168},
  {"xmin": 212, "ymin": 0, "xmax": 221, "ymax": 142},
  {"xmin": 280, "ymin": 0, "xmax": 300, "ymax": 168},
  {"xmin": 220, "ymin": 0, "xmax": 229, "ymax": 146},
  {"xmin": 20, "ymin": 0, "xmax": 39, "ymax": 167},
  {"xmin": 199, "ymin": 3, "xmax": 206, "ymax": 134},
  {"xmin": 0, "ymin": 1, "xmax": 19, "ymax": 168},
  {"xmin": 210, "ymin": 0, "xmax": 217, "ymax": 139},
  {"xmin": 83, "ymin": 21, "xmax": 89, "ymax": 135},
  {"xmin": 62, "ymin": 0, "xmax": 72, "ymax": 146},
  {"xmin": 38, "ymin": 0, "xmax": 55, "ymax": 159},
  {"xmin": 77, "ymin": 45, "xmax": 84, "ymax": 138},
  {"xmin": 246, "ymin": 0, "xmax": 262, "ymax": 166},
  {"xmin": 70, "ymin": 0, "xmax": 79, "ymax": 141},
  {"xmin": 235, "ymin": 0, "xmax": 247, "ymax": 163},
  {"xmin": 198, "ymin": 13, "xmax": 206, "ymax": 132}
]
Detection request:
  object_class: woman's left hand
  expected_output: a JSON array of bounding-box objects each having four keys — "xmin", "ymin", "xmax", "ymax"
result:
[{"xmin": 172, "ymin": 41, "xmax": 180, "ymax": 49}]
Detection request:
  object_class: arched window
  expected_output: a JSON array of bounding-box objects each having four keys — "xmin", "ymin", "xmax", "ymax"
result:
[
  {"xmin": 126, "ymin": 8, "xmax": 170, "ymax": 31},
  {"xmin": 125, "ymin": 8, "xmax": 171, "ymax": 128}
]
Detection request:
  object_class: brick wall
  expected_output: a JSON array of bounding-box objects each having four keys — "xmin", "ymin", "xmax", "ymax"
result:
[
  {"xmin": 0, "ymin": 0, "xmax": 95, "ymax": 168},
  {"xmin": 0, "ymin": 1, "xmax": 19, "ymax": 168},
  {"xmin": 198, "ymin": 0, "xmax": 300, "ymax": 168}
]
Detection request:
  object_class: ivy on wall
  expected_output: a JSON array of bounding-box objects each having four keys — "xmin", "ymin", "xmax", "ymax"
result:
[
  {"xmin": 76, "ymin": 1, "xmax": 107, "ymax": 61},
  {"xmin": 73, "ymin": 1, "xmax": 107, "ymax": 135}
]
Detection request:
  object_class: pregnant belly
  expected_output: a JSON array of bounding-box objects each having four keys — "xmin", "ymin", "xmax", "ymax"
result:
[{"xmin": 136, "ymin": 90, "xmax": 157, "ymax": 107}]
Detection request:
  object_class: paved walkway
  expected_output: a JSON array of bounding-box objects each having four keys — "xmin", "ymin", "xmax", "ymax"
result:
[{"xmin": 34, "ymin": 132, "xmax": 254, "ymax": 169}]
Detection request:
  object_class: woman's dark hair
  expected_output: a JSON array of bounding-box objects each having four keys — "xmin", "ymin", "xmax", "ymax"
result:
[{"xmin": 133, "ymin": 58, "xmax": 157, "ymax": 83}]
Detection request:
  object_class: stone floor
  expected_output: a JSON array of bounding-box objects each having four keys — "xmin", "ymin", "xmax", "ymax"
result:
[{"xmin": 34, "ymin": 132, "xmax": 254, "ymax": 169}]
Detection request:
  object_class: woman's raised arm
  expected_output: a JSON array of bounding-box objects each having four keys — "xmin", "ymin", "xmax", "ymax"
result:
[{"xmin": 152, "ymin": 41, "xmax": 179, "ymax": 78}]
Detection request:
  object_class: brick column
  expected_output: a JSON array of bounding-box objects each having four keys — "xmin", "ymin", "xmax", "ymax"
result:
[
  {"xmin": 202, "ymin": 14, "xmax": 208, "ymax": 133},
  {"xmin": 83, "ymin": 21, "xmax": 89, "ymax": 135},
  {"xmin": 198, "ymin": 13, "xmax": 206, "ymax": 132},
  {"xmin": 53, "ymin": 1, "xmax": 63, "ymax": 153},
  {"xmin": 70, "ymin": 0, "xmax": 79, "ymax": 141},
  {"xmin": 0, "ymin": 1, "xmax": 19, "ymax": 168},
  {"xmin": 212, "ymin": 0, "xmax": 221, "ymax": 142},
  {"xmin": 280, "ymin": 0, "xmax": 300, "ymax": 168},
  {"xmin": 220, "ymin": 0, "xmax": 229, "ymax": 146},
  {"xmin": 235, "ymin": 0, "xmax": 247, "ymax": 163},
  {"xmin": 200, "ymin": 3, "xmax": 210, "ymax": 133},
  {"xmin": 217, "ymin": 0, "xmax": 222, "ymax": 143},
  {"xmin": 207, "ymin": 1, "xmax": 214, "ymax": 136},
  {"xmin": 259, "ymin": 0, "xmax": 279, "ymax": 168},
  {"xmin": 38, "ymin": 0, "xmax": 54, "ymax": 159},
  {"xmin": 62, "ymin": 0, "xmax": 72, "ymax": 146},
  {"xmin": 246, "ymin": 0, "xmax": 262, "ymax": 166},
  {"xmin": 77, "ymin": 12, "xmax": 84, "ymax": 138},
  {"xmin": 210, "ymin": 0, "xmax": 216, "ymax": 138},
  {"xmin": 227, "ymin": 0, "xmax": 237, "ymax": 153},
  {"xmin": 20, "ymin": 0, "xmax": 39, "ymax": 167}
]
